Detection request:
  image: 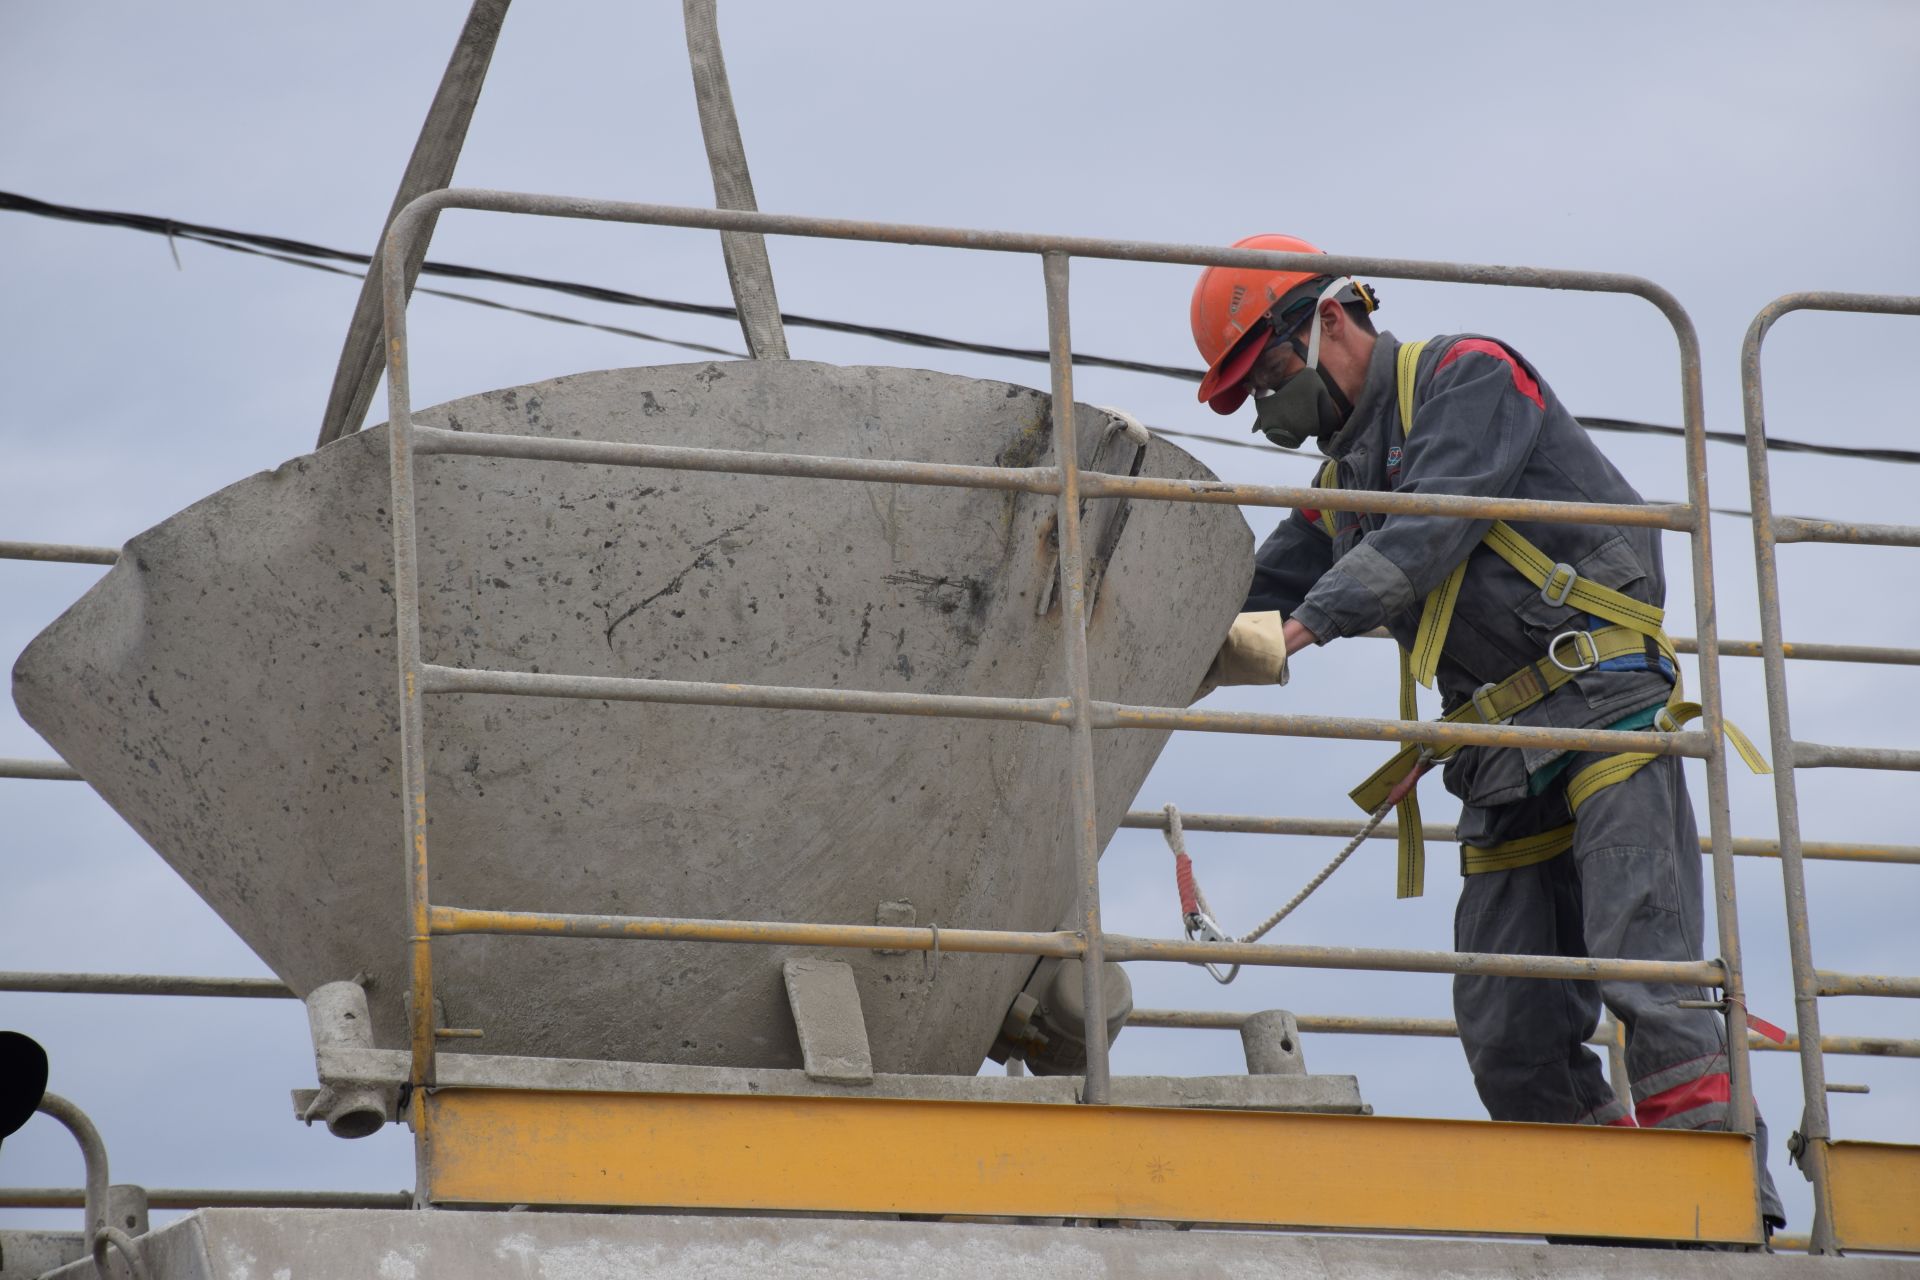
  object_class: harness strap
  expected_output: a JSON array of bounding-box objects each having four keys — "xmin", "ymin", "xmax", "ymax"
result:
[
  {"xmin": 1330, "ymin": 336, "xmax": 1767, "ymax": 895},
  {"xmin": 1353, "ymin": 623, "xmax": 1673, "ymax": 812},
  {"xmin": 1460, "ymin": 823, "xmax": 1575, "ymax": 875}
]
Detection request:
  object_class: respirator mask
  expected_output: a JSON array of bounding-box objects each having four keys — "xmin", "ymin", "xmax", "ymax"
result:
[{"xmin": 1250, "ymin": 276, "xmax": 1365, "ymax": 452}]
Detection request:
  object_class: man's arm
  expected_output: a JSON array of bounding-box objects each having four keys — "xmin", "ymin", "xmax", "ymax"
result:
[{"xmin": 1288, "ymin": 341, "xmax": 1547, "ymax": 643}]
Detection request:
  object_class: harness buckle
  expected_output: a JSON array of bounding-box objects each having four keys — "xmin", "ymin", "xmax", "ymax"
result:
[
  {"xmin": 1470, "ymin": 682, "xmax": 1505, "ymax": 725},
  {"xmin": 1548, "ymin": 628, "xmax": 1600, "ymax": 674},
  {"xmin": 1540, "ymin": 562, "xmax": 1579, "ymax": 608},
  {"xmin": 1654, "ymin": 706, "xmax": 1681, "ymax": 733}
]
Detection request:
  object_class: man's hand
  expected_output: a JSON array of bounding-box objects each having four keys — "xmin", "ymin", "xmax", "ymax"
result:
[{"xmin": 1193, "ymin": 611, "xmax": 1291, "ymax": 701}]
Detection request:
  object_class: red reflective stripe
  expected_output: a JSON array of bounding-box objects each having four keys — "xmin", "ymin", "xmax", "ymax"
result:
[
  {"xmin": 1437, "ymin": 338, "xmax": 1544, "ymax": 410},
  {"xmin": 1606, "ymin": 1113, "xmax": 1640, "ymax": 1128},
  {"xmin": 1636, "ymin": 1070, "xmax": 1731, "ymax": 1128}
]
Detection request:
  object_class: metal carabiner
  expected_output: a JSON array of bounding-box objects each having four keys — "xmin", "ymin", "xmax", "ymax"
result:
[{"xmin": 1548, "ymin": 628, "xmax": 1600, "ymax": 674}]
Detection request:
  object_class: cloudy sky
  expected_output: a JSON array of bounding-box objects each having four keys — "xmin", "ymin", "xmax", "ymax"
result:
[{"xmin": 4, "ymin": 0, "xmax": 1918, "ymax": 1236}]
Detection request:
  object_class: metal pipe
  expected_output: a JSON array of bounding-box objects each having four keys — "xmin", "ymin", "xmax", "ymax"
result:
[
  {"xmin": 383, "ymin": 203, "xmax": 439, "ymax": 1092},
  {"xmin": 1772, "ymin": 515, "xmax": 1920, "ymax": 548},
  {"xmin": 1042, "ymin": 251, "xmax": 1110, "ymax": 1105},
  {"xmin": 0, "ymin": 973, "xmax": 292, "ymax": 999},
  {"xmin": 421, "ymin": 663, "xmax": 1071, "ymax": 724},
  {"xmin": 1116, "ymin": 809, "xmax": 1920, "ymax": 864},
  {"xmin": 317, "ymin": 0, "xmax": 513, "ymax": 446},
  {"xmin": 1736, "ymin": 290, "xmax": 1920, "ymax": 1249},
  {"xmin": 0, "ymin": 758, "xmax": 83, "ymax": 782},
  {"xmin": 0, "ymin": 1188, "xmax": 413, "ymax": 1211},
  {"xmin": 1789, "ymin": 741, "xmax": 1920, "ymax": 772},
  {"xmin": 0, "ymin": 540, "xmax": 118, "ymax": 565},
  {"xmin": 1815, "ymin": 971, "xmax": 1920, "ymax": 999},
  {"xmin": 1095, "ymin": 703, "xmax": 1709, "ymax": 758},
  {"xmin": 380, "ymin": 190, "xmax": 1712, "ymax": 329},
  {"xmin": 1126, "ymin": 1009, "xmax": 1920, "ymax": 1058},
  {"xmin": 430, "ymin": 904, "xmax": 1720, "ymax": 986},
  {"xmin": 419, "ymin": 662, "xmax": 1711, "ymax": 759},
  {"xmin": 412, "ymin": 420, "xmax": 1689, "ymax": 529},
  {"xmin": 1675, "ymin": 636, "xmax": 1920, "ymax": 666},
  {"xmin": 1667, "ymin": 291, "xmax": 1757, "ymax": 1154},
  {"xmin": 1100, "ymin": 934, "xmax": 1723, "ymax": 985},
  {"xmin": 1077, "ymin": 470, "xmax": 1691, "ymax": 529},
  {"xmin": 35, "ymin": 1094, "xmax": 108, "ymax": 1243},
  {"xmin": 412, "ymin": 423, "xmax": 1062, "ymax": 494},
  {"xmin": 429, "ymin": 904, "xmax": 1085, "ymax": 957}
]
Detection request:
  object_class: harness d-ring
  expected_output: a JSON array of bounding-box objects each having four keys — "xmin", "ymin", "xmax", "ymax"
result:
[{"xmin": 1548, "ymin": 628, "xmax": 1600, "ymax": 673}]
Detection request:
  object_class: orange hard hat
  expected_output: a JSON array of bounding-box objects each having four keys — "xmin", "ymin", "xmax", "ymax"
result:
[{"xmin": 1191, "ymin": 233, "xmax": 1329, "ymax": 415}]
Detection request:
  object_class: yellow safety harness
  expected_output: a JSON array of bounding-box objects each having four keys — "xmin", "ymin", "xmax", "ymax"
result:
[{"xmin": 1311, "ymin": 340, "xmax": 1769, "ymax": 899}]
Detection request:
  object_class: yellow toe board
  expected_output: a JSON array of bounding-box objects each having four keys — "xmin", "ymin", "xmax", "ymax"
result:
[{"xmin": 421, "ymin": 1088, "xmax": 1762, "ymax": 1244}]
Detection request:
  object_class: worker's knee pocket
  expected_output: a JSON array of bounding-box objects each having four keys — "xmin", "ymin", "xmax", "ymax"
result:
[{"xmin": 1576, "ymin": 842, "xmax": 1683, "ymax": 922}]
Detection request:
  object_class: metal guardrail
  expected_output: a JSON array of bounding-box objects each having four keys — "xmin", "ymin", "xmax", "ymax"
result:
[
  {"xmin": 1741, "ymin": 290, "xmax": 1920, "ymax": 1253},
  {"xmin": 363, "ymin": 189, "xmax": 1778, "ymax": 1229}
]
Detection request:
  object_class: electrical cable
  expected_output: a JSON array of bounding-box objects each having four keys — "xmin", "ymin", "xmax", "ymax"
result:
[{"xmin": 8, "ymin": 190, "xmax": 1915, "ymax": 466}]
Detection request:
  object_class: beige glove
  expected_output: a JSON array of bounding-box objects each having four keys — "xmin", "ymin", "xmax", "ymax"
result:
[{"xmin": 1194, "ymin": 610, "xmax": 1290, "ymax": 701}]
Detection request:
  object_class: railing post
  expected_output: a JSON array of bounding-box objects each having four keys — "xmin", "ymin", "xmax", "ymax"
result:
[
  {"xmin": 381, "ymin": 209, "xmax": 440, "ymax": 1106},
  {"xmin": 1663, "ymin": 295, "xmax": 1763, "ymax": 1228},
  {"xmin": 1741, "ymin": 298, "xmax": 1835, "ymax": 1251},
  {"xmin": 1041, "ymin": 250, "xmax": 1109, "ymax": 1104}
]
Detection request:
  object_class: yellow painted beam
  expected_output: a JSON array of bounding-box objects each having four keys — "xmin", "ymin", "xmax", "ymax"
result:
[
  {"xmin": 1827, "ymin": 1141, "xmax": 1920, "ymax": 1254},
  {"xmin": 420, "ymin": 1089, "xmax": 1761, "ymax": 1244}
]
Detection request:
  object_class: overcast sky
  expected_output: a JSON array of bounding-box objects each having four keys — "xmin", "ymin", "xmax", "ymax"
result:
[{"xmin": 4, "ymin": 0, "xmax": 1918, "ymax": 1237}]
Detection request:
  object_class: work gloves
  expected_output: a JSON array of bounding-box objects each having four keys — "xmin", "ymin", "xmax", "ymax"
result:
[{"xmin": 1193, "ymin": 610, "xmax": 1290, "ymax": 702}]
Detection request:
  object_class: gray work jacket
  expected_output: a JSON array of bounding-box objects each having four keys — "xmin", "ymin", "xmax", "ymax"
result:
[{"xmin": 1244, "ymin": 331, "xmax": 1674, "ymax": 813}]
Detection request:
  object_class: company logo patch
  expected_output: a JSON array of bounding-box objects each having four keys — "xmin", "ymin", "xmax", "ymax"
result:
[{"xmin": 1387, "ymin": 446, "xmax": 1403, "ymax": 468}]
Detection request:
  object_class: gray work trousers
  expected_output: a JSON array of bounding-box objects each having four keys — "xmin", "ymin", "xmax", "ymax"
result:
[{"xmin": 1452, "ymin": 750, "xmax": 1786, "ymax": 1225}]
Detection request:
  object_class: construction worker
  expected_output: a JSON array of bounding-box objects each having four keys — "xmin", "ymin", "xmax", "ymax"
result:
[{"xmin": 1192, "ymin": 234, "xmax": 1784, "ymax": 1231}]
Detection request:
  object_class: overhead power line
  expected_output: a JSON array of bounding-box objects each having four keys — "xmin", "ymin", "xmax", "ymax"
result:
[{"xmin": 7, "ymin": 190, "xmax": 1916, "ymax": 467}]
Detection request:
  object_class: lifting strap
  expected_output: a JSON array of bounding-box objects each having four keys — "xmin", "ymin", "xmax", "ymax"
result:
[{"xmin": 1321, "ymin": 339, "xmax": 1768, "ymax": 896}]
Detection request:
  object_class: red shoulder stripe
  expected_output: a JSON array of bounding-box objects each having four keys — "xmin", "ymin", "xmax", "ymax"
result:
[
  {"xmin": 1299, "ymin": 508, "xmax": 1321, "ymax": 525},
  {"xmin": 1438, "ymin": 338, "xmax": 1544, "ymax": 410}
]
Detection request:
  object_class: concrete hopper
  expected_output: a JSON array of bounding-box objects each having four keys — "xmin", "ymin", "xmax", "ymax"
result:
[{"xmin": 13, "ymin": 360, "xmax": 1251, "ymax": 1074}]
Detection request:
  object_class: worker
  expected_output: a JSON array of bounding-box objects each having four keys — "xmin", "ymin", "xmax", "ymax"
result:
[{"xmin": 1192, "ymin": 234, "xmax": 1784, "ymax": 1232}]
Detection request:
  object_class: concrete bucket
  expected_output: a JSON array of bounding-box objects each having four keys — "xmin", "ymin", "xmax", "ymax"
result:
[{"xmin": 13, "ymin": 360, "xmax": 1251, "ymax": 1074}]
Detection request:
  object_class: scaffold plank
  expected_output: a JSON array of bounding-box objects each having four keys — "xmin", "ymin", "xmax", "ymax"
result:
[
  {"xmin": 1828, "ymin": 1142, "xmax": 1920, "ymax": 1254},
  {"xmin": 420, "ymin": 1089, "xmax": 1762, "ymax": 1244}
]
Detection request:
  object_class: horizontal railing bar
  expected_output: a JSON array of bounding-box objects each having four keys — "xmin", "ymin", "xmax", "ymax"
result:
[
  {"xmin": 414, "ymin": 422, "xmax": 1689, "ymax": 531},
  {"xmin": 1130, "ymin": 1009, "xmax": 1458, "ymax": 1036},
  {"xmin": 1773, "ymin": 515, "xmax": 1920, "ymax": 548},
  {"xmin": 0, "ymin": 758, "xmax": 83, "ymax": 782},
  {"xmin": 1117, "ymin": 810, "xmax": 1920, "ymax": 865},
  {"xmin": 429, "ymin": 905, "xmax": 1087, "ymax": 958},
  {"xmin": 1125, "ymin": 1009, "xmax": 1920, "ymax": 1057},
  {"xmin": 412, "ymin": 424, "xmax": 1063, "ymax": 496},
  {"xmin": 1361, "ymin": 628, "xmax": 1920, "ymax": 667},
  {"xmin": 420, "ymin": 666, "xmax": 1708, "ymax": 759},
  {"xmin": 420, "ymin": 664, "xmax": 1072, "ymax": 725},
  {"xmin": 400, "ymin": 189, "xmax": 1705, "ymax": 329},
  {"xmin": 0, "ymin": 972, "xmax": 292, "ymax": 999},
  {"xmin": 1099, "ymin": 934, "xmax": 1724, "ymax": 985},
  {"xmin": 1077, "ymin": 472, "xmax": 1693, "ymax": 529},
  {"xmin": 0, "ymin": 540, "xmax": 119, "ymax": 566},
  {"xmin": 0, "ymin": 1187, "xmax": 412, "ymax": 1210},
  {"xmin": 1791, "ymin": 742, "xmax": 1920, "ymax": 772},
  {"xmin": 1095, "ymin": 702, "xmax": 1709, "ymax": 758},
  {"xmin": 431, "ymin": 905, "xmax": 1717, "ymax": 985},
  {"xmin": 1817, "ymin": 971, "xmax": 1920, "ymax": 999},
  {"xmin": 1695, "ymin": 637, "xmax": 1920, "ymax": 666}
]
